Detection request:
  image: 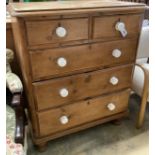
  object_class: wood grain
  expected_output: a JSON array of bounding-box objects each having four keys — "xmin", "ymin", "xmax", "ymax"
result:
[
  {"xmin": 11, "ymin": 17, "xmax": 39, "ymax": 137},
  {"xmin": 8, "ymin": 0, "xmax": 145, "ymax": 18},
  {"xmin": 30, "ymin": 38, "xmax": 138, "ymax": 81},
  {"xmin": 33, "ymin": 64, "xmax": 133, "ymax": 110},
  {"xmin": 10, "ymin": 0, "xmax": 144, "ymax": 12},
  {"xmin": 37, "ymin": 89, "xmax": 130, "ymax": 136},
  {"xmin": 94, "ymin": 14, "xmax": 142, "ymax": 39},
  {"xmin": 26, "ymin": 18, "xmax": 88, "ymax": 46}
]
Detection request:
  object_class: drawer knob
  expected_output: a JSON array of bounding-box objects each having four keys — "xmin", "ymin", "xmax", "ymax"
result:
[
  {"xmin": 60, "ymin": 115, "xmax": 69, "ymax": 124},
  {"xmin": 56, "ymin": 27, "xmax": 67, "ymax": 38},
  {"xmin": 107, "ymin": 103, "xmax": 116, "ymax": 111},
  {"xmin": 115, "ymin": 22, "xmax": 128, "ymax": 37},
  {"xmin": 57, "ymin": 57, "xmax": 67, "ymax": 67},
  {"xmin": 109, "ymin": 76, "xmax": 119, "ymax": 85},
  {"xmin": 59, "ymin": 88, "xmax": 69, "ymax": 97},
  {"xmin": 112, "ymin": 49, "xmax": 122, "ymax": 58}
]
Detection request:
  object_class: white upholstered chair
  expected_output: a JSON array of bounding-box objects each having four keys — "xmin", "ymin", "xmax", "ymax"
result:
[{"xmin": 132, "ymin": 26, "xmax": 149, "ymax": 128}]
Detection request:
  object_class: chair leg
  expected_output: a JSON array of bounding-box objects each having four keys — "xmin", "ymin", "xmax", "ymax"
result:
[{"xmin": 136, "ymin": 92, "xmax": 148, "ymax": 129}]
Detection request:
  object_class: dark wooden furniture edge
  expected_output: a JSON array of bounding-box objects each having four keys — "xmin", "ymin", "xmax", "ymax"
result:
[
  {"xmin": 11, "ymin": 93, "xmax": 27, "ymax": 145},
  {"xmin": 144, "ymin": 6, "xmax": 149, "ymax": 19}
]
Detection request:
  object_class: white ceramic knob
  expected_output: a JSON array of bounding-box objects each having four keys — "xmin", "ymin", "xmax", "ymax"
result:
[
  {"xmin": 112, "ymin": 49, "xmax": 122, "ymax": 58},
  {"xmin": 59, "ymin": 88, "xmax": 69, "ymax": 97},
  {"xmin": 59, "ymin": 115, "xmax": 69, "ymax": 124},
  {"xmin": 56, "ymin": 27, "xmax": 67, "ymax": 38},
  {"xmin": 107, "ymin": 103, "xmax": 116, "ymax": 111},
  {"xmin": 115, "ymin": 22, "xmax": 128, "ymax": 37},
  {"xmin": 57, "ymin": 57, "xmax": 67, "ymax": 67},
  {"xmin": 109, "ymin": 76, "xmax": 119, "ymax": 85}
]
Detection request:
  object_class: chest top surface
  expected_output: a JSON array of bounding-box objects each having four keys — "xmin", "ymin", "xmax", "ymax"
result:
[{"xmin": 9, "ymin": 0, "xmax": 145, "ymax": 17}]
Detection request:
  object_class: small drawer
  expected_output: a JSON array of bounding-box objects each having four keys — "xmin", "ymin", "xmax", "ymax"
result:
[
  {"xmin": 93, "ymin": 14, "xmax": 142, "ymax": 39},
  {"xmin": 33, "ymin": 64, "xmax": 133, "ymax": 110},
  {"xmin": 30, "ymin": 39, "xmax": 138, "ymax": 81},
  {"xmin": 26, "ymin": 18, "xmax": 88, "ymax": 46},
  {"xmin": 37, "ymin": 89, "xmax": 130, "ymax": 136}
]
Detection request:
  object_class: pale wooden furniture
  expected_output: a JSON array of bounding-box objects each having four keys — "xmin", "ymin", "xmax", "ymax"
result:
[
  {"xmin": 8, "ymin": 0, "xmax": 145, "ymax": 151},
  {"xmin": 132, "ymin": 26, "xmax": 149, "ymax": 128}
]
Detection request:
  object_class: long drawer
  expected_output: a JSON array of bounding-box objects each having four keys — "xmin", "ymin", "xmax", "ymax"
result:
[
  {"xmin": 30, "ymin": 39, "xmax": 137, "ymax": 81},
  {"xmin": 37, "ymin": 89, "xmax": 130, "ymax": 136},
  {"xmin": 93, "ymin": 14, "xmax": 142, "ymax": 39},
  {"xmin": 26, "ymin": 18, "xmax": 88, "ymax": 46},
  {"xmin": 33, "ymin": 64, "xmax": 133, "ymax": 110}
]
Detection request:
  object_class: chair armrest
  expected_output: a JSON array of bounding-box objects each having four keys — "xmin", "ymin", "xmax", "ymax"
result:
[
  {"xmin": 11, "ymin": 93, "xmax": 22, "ymax": 107},
  {"xmin": 11, "ymin": 93, "xmax": 25, "ymax": 145},
  {"xmin": 135, "ymin": 63, "xmax": 149, "ymax": 81},
  {"xmin": 133, "ymin": 63, "xmax": 149, "ymax": 96},
  {"xmin": 15, "ymin": 106, "xmax": 25, "ymax": 145},
  {"xmin": 6, "ymin": 72, "xmax": 23, "ymax": 94}
]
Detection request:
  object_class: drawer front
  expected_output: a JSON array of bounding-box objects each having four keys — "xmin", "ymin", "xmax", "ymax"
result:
[
  {"xmin": 33, "ymin": 64, "xmax": 133, "ymax": 110},
  {"xmin": 37, "ymin": 89, "xmax": 130, "ymax": 136},
  {"xmin": 30, "ymin": 39, "xmax": 137, "ymax": 81},
  {"xmin": 93, "ymin": 14, "xmax": 142, "ymax": 39},
  {"xmin": 26, "ymin": 18, "xmax": 88, "ymax": 46}
]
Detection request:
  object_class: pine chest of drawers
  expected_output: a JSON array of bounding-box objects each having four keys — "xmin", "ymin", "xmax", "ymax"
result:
[{"xmin": 9, "ymin": 0, "xmax": 145, "ymax": 151}]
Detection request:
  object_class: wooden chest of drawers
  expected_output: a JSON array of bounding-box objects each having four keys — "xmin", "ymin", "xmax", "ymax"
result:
[{"xmin": 9, "ymin": 0, "xmax": 145, "ymax": 151}]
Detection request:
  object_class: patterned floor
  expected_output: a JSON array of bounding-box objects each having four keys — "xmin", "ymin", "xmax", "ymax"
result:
[{"xmin": 28, "ymin": 94, "xmax": 149, "ymax": 155}]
